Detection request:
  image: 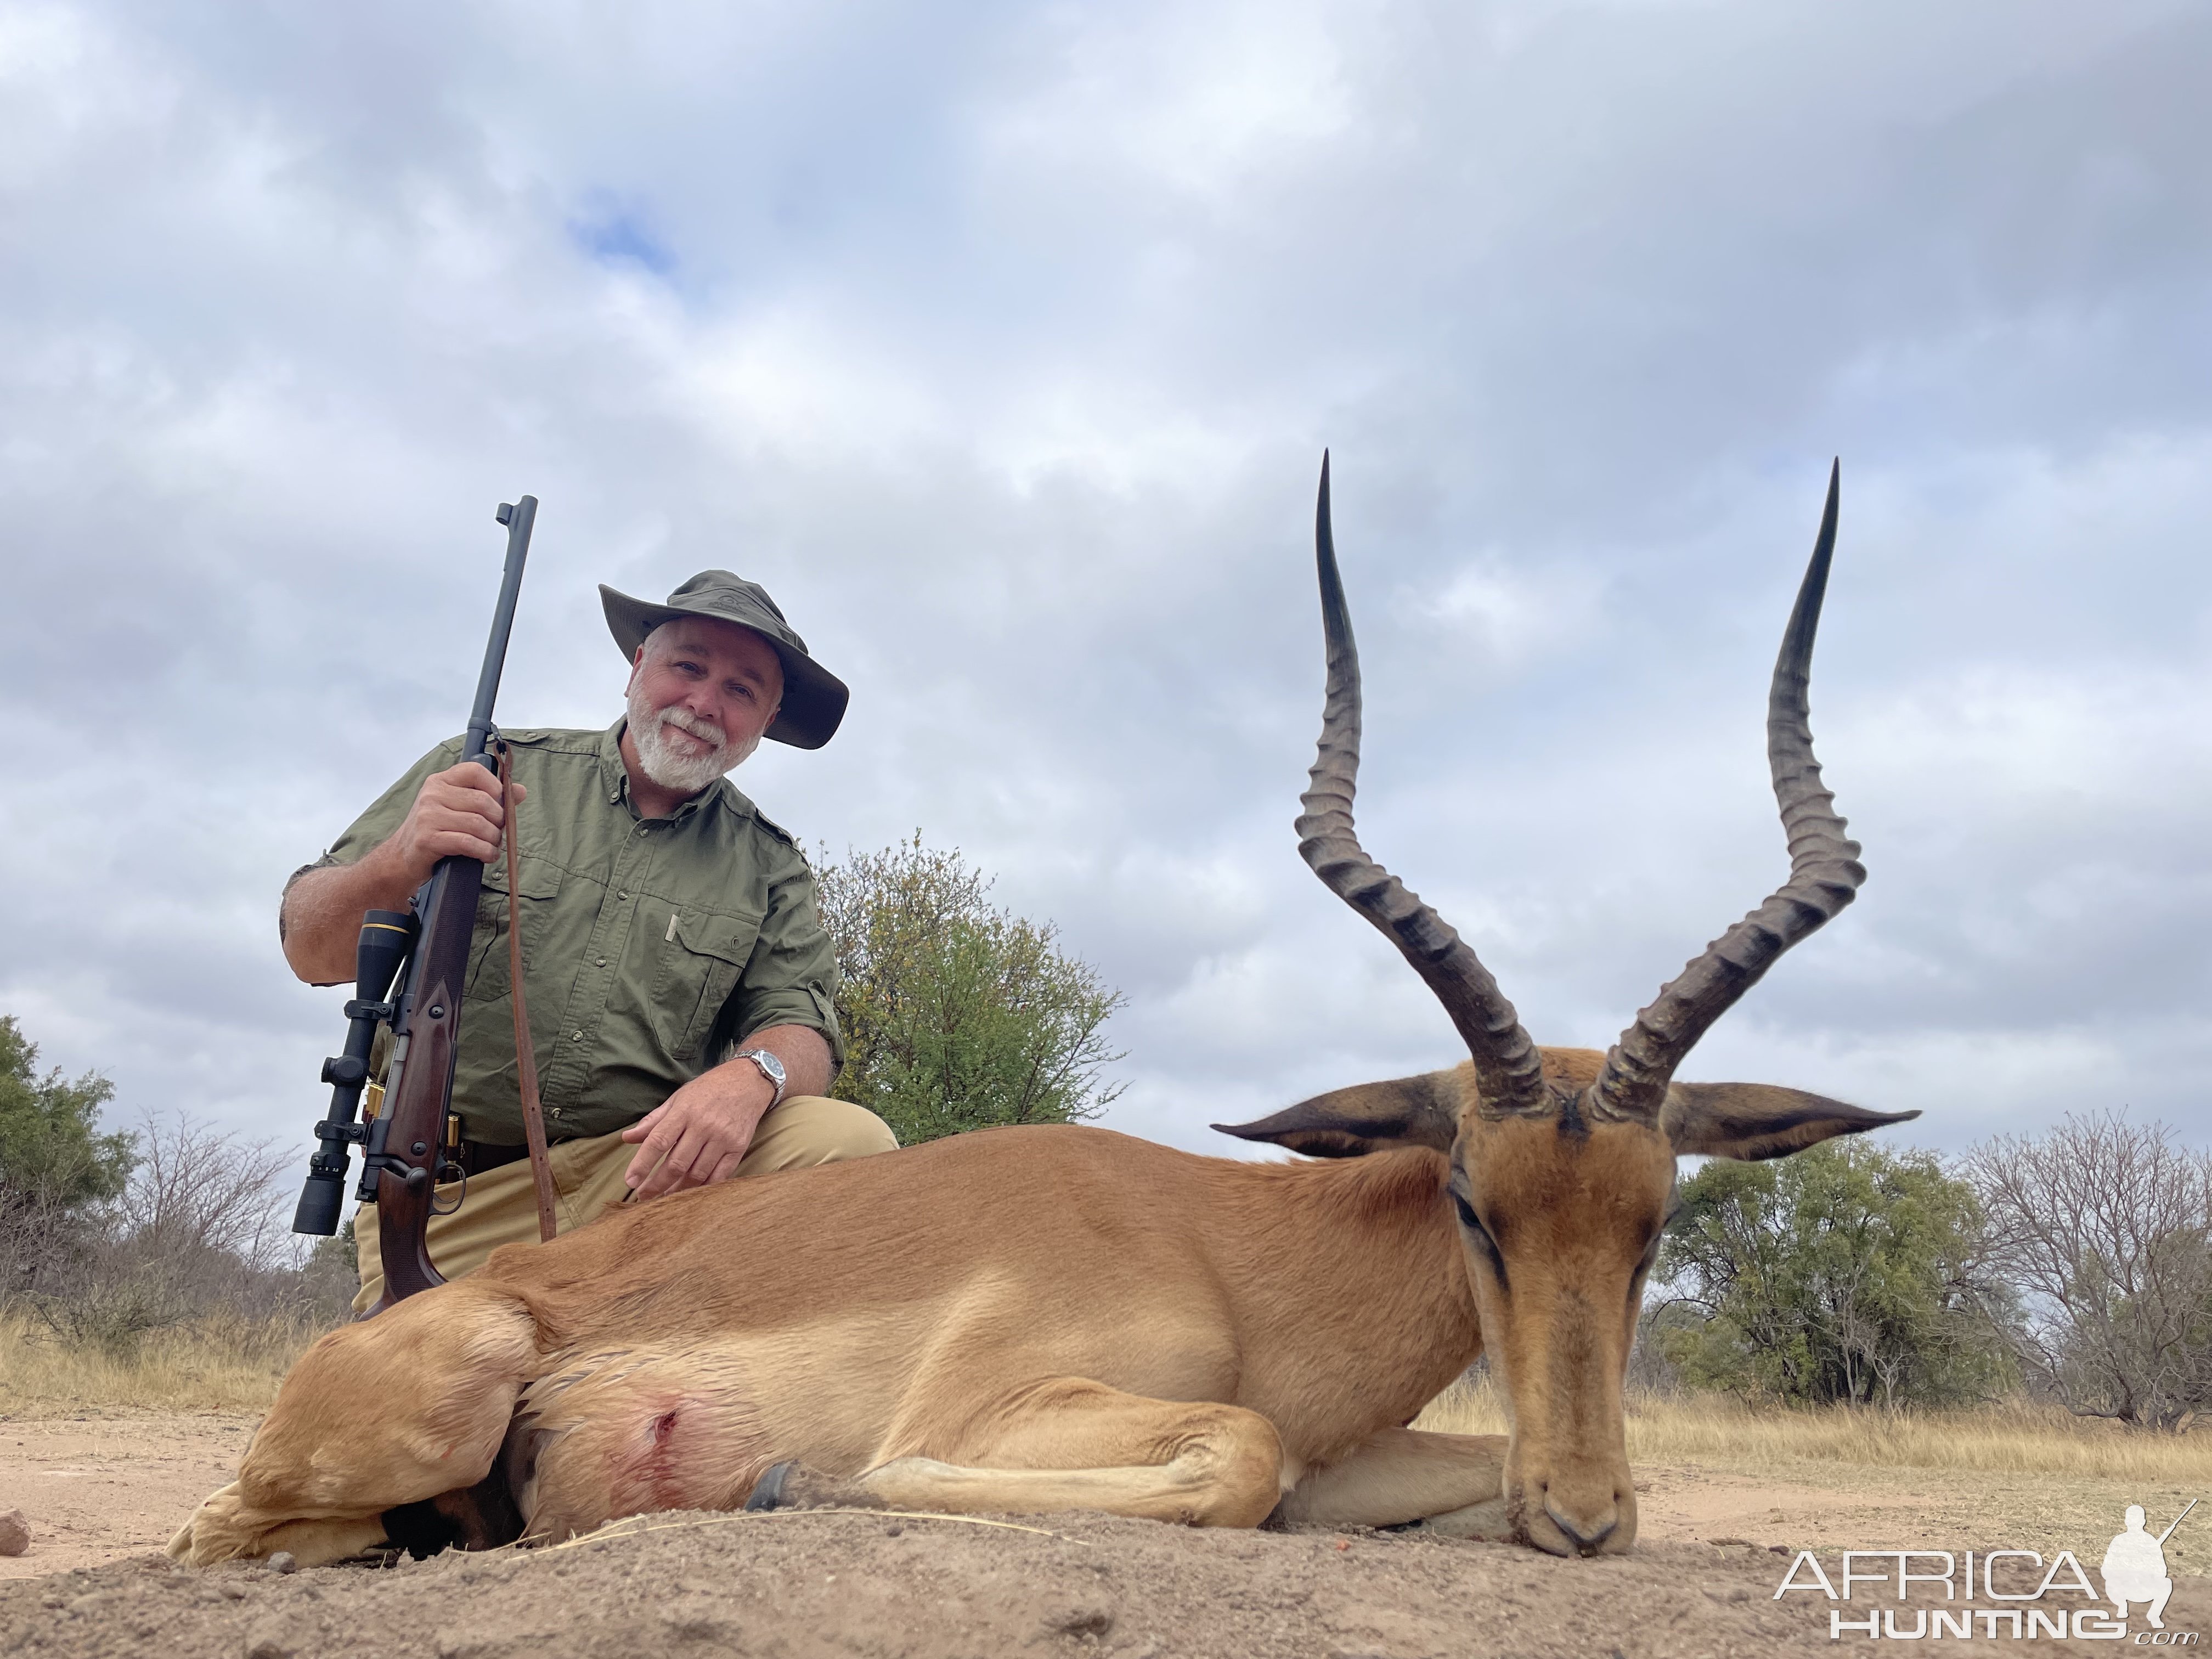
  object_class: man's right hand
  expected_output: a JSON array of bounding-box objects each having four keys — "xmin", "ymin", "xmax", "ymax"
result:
[
  {"xmin": 377, "ymin": 761, "xmax": 523, "ymax": 890},
  {"xmin": 279, "ymin": 761, "xmax": 525, "ymax": 985}
]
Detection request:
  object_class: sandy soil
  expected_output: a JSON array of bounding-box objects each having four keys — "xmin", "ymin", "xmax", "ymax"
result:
[
  {"xmin": 0, "ymin": 1415, "xmax": 258, "ymax": 1578},
  {"xmin": 1, "ymin": 1414, "xmax": 2202, "ymax": 1657}
]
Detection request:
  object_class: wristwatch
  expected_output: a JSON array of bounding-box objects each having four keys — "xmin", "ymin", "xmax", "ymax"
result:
[{"xmin": 731, "ymin": 1046, "xmax": 787, "ymax": 1109}]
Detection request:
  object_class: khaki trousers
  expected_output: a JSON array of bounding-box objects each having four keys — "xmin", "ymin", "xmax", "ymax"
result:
[{"xmin": 351, "ymin": 1094, "xmax": 896, "ymax": 1312}]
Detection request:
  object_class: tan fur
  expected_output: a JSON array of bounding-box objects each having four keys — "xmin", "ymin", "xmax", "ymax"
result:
[{"xmin": 170, "ymin": 1047, "xmax": 1893, "ymax": 1566}]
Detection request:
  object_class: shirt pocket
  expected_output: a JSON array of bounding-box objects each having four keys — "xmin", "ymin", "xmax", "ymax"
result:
[
  {"xmin": 650, "ymin": 910, "xmax": 761, "ymax": 1062},
  {"xmin": 466, "ymin": 856, "xmax": 566, "ymax": 1005}
]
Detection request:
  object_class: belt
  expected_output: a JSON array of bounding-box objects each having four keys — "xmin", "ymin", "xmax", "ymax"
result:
[{"xmin": 456, "ymin": 1139, "xmax": 541, "ymax": 1179}]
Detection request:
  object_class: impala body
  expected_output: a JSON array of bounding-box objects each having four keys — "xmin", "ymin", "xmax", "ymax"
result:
[{"xmin": 174, "ymin": 458, "xmax": 1909, "ymax": 1566}]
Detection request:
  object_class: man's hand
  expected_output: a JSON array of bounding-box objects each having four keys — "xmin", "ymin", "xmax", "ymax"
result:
[
  {"xmin": 279, "ymin": 761, "xmax": 526, "ymax": 985},
  {"xmin": 380, "ymin": 761, "xmax": 523, "ymax": 890},
  {"xmin": 619, "ymin": 1060, "xmax": 774, "ymax": 1198},
  {"xmin": 618, "ymin": 1025, "xmax": 833, "ymax": 1200}
]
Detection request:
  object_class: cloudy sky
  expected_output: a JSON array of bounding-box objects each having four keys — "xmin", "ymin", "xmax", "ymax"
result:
[{"xmin": 3, "ymin": 0, "xmax": 2207, "ymax": 1188}]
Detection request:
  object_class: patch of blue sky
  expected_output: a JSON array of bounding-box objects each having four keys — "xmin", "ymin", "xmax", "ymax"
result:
[{"xmin": 568, "ymin": 203, "xmax": 677, "ymax": 278}]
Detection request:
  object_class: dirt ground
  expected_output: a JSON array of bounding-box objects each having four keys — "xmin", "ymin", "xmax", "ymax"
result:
[{"xmin": 1, "ymin": 1413, "xmax": 2202, "ymax": 1657}]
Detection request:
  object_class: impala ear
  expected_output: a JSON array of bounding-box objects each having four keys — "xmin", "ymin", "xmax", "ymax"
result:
[
  {"xmin": 1213, "ymin": 1071, "xmax": 1463, "ymax": 1159},
  {"xmin": 1661, "ymin": 1081, "xmax": 1918, "ymax": 1162}
]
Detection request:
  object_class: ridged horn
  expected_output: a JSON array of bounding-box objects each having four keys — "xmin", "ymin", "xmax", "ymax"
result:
[
  {"xmin": 1587, "ymin": 461, "xmax": 1866, "ymax": 1125},
  {"xmin": 1296, "ymin": 454, "xmax": 1548, "ymax": 1119}
]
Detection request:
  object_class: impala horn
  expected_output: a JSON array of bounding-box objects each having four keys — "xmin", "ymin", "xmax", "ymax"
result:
[
  {"xmin": 1584, "ymin": 460, "xmax": 1867, "ymax": 1126},
  {"xmin": 1293, "ymin": 453, "xmax": 1548, "ymax": 1119}
]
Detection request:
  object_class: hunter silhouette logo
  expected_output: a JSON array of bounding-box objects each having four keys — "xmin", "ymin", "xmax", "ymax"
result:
[
  {"xmin": 2105, "ymin": 1501, "xmax": 2193, "ymax": 1632},
  {"xmin": 1771, "ymin": 1499, "xmax": 2200, "ymax": 1641}
]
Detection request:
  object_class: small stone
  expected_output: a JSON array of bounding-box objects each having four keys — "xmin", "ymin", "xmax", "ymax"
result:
[
  {"xmin": 266, "ymin": 1551, "xmax": 298, "ymax": 1575},
  {"xmin": 244, "ymin": 1627, "xmax": 295, "ymax": 1659},
  {"xmin": 1043, "ymin": 1599, "xmax": 1116, "ymax": 1639},
  {"xmin": 0, "ymin": 1508, "xmax": 28, "ymax": 1556}
]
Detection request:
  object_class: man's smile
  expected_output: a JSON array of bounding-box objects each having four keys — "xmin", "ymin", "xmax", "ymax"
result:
[{"xmin": 660, "ymin": 717, "xmax": 720, "ymax": 755}]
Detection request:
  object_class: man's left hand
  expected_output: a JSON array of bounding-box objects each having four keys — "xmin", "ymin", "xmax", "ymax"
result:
[{"xmin": 619, "ymin": 1062, "xmax": 773, "ymax": 1199}]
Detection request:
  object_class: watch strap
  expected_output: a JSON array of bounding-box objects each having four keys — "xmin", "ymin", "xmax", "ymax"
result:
[{"xmin": 732, "ymin": 1046, "xmax": 787, "ymax": 1109}]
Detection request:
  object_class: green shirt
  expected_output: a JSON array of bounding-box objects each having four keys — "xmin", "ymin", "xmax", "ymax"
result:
[{"xmin": 315, "ymin": 720, "xmax": 842, "ymax": 1144}]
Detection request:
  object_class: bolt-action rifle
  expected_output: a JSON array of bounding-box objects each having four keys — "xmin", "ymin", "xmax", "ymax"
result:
[{"xmin": 290, "ymin": 496, "xmax": 538, "ymax": 1312}]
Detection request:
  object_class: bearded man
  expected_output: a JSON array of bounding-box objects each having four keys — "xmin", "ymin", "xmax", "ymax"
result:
[{"xmin": 280, "ymin": 573, "xmax": 896, "ymax": 1310}]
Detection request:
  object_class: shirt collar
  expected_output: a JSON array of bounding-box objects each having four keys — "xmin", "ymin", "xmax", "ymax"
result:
[{"xmin": 600, "ymin": 717, "xmax": 751, "ymax": 827}]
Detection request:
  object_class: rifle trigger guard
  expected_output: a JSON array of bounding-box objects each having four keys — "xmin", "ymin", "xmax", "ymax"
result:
[{"xmin": 432, "ymin": 1163, "xmax": 467, "ymax": 1216}]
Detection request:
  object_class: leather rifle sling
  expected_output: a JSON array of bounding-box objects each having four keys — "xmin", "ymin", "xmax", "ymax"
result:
[{"xmin": 498, "ymin": 741, "xmax": 561, "ymax": 1243}]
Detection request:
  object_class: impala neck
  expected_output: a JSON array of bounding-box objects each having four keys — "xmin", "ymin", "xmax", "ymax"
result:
[{"xmin": 1208, "ymin": 1148, "xmax": 1480, "ymax": 1466}]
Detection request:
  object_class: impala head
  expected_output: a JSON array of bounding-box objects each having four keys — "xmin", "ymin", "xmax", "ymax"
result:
[{"xmin": 1218, "ymin": 456, "xmax": 1915, "ymax": 1558}]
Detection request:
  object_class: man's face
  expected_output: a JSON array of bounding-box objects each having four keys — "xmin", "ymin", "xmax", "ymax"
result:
[{"xmin": 625, "ymin": 618, "xmax": 785, "ymax": 793}]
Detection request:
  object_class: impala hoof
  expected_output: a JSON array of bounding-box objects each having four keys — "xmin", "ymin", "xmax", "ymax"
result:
[
  {"xmin": 744, "ymin": 1462, "xmax": 798, "ymax": 1511},
  {"xmin": 743, "ymin": 1461, "xmax": 877, "ymax": 1513}
]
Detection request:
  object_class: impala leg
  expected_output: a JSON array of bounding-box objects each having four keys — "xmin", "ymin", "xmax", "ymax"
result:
[
  {"xmin": 776, "ymin": 1377, "xmax": 1288, "ymax": 1528},
  {"xmin": 1273, "ymin": 1426, "xmax": 1510, "ymax": 1532},
  {"xmin": 168, "ymin": 1279, "xmax": 538, "ymax": 1567}
]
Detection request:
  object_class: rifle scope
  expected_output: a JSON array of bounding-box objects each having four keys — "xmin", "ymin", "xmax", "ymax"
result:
[{"xmin": 292, "ymin": 909, "xmax": 416, "ymax": 1236}]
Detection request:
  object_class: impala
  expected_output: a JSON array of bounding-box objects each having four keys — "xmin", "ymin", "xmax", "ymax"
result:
[{"xmin": 174, "ymin": 456, "xmax": 1909, "ymax": 1567}]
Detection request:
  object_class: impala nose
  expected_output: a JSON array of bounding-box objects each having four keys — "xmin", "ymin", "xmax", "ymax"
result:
[{"xmin": 1544, "ymin": 1494, "xmax": 1618, "ymax": 1555}]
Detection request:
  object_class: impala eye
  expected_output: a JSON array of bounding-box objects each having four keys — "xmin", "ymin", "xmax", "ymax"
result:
[{"xmin": 1449, "ymin": 1188, "xmax": 1510, "ymax": 1288}]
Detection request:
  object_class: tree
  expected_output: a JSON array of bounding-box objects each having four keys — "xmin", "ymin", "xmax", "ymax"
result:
[
  {"xmin": 1656, "ymin": 1139, "xmax": 2010, "ymax": 1408},
  {"xmin": 0, "ymin": 1015, "xmax": 136, "ymax": 1297},
  {"xmin": 814, "ymin": 836, "xmax": 1126, "ymax": 1147},
  {"xmin": 1963, "ymin": 1110, "xmax": 2212, "ymax": 1431}
]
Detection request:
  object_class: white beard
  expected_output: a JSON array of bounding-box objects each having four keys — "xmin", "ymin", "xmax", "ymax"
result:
[{"xmin": 627, "ymin": 684, "xmax": 760, "ymax": 793}]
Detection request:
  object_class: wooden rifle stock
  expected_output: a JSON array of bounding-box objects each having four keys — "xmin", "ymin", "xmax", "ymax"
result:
[{"xmin": 360, "ymin": 857, "xmax": 482, "ymax": 1310}]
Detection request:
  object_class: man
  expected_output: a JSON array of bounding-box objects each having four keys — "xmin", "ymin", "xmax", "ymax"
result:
[
  {"xmin": 2101, "ymin": 1505, "xmax": 2175, "ymax": 1630},
  {"xmin": 281, "ymin": 572, "xmax": 897, "ymax": 1309}
]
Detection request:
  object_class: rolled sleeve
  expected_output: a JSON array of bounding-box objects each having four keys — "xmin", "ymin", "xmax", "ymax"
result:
[{"xmin": 723, "ymin": 850, "xmax": 845, "ymax": 1068}]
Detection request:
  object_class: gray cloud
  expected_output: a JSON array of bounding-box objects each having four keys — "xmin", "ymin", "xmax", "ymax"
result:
[{"xmin": 2, "ymin": 0, "xmax": 2207, "ymax": 1197}]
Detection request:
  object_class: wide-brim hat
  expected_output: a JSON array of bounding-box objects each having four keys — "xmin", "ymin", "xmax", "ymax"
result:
[{"xmin": 600, "ymin": 571, "xmax": 849, "ymax": 749}]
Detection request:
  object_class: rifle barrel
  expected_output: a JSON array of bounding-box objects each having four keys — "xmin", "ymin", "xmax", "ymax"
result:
[
  {"xmin": 2157, "ymin": 1497, "xmax": 2198, "ymax": 1546},
  {"xmin": 464, "ymin": 495, "xmax": 538, "ymax": 767}
]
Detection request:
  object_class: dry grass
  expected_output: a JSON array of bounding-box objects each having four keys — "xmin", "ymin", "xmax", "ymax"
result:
[
  {"xmin": 1414, "ymin": 1370, "xmax": 2212, "ymax": 1485},
  {"xmin": 0, "ymin": 1309, "xmax": 321, "ymax": 1417}
]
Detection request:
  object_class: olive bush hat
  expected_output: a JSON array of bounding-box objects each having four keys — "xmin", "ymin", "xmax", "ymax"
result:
[{"xmin": 600, "ymin": 571, "xmax": 850, "ymax": 749}]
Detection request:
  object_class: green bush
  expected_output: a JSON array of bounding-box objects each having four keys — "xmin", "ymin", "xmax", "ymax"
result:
[
  {"xmin": 1657, "ymin": 1138, "xmax": 2012, "ymax": 1408},
  {"xmin": 0, "ymin": 1015, "xmax": 137, "ymax": 1301},
  {"xmin": 0, "ymin": 1015, "xmax": 134, "ymax": 1213},
  {"xmin": 815, "ymin": 836, "xmax": 1125, "ymax": 1147}
]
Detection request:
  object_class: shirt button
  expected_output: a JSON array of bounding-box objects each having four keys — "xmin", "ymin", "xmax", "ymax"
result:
[
  {"xmin": 596, "ymin": 957, "xmax": 607, "ymax": 967},
  {"xmin": 618, "ymin": 890, "xmax": 629, "ymax": 900},
  {"xmin": 571, "ymin": 1029, "xmax": 584, "ymax": 1040}
]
